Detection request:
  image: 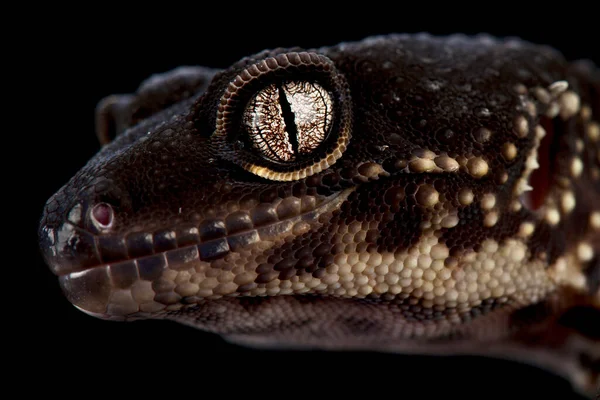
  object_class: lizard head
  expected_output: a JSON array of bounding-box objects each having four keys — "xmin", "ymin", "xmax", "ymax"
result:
[{"xmin": 39, "ymin": 35, "xmax": 599, "ymax": 347}]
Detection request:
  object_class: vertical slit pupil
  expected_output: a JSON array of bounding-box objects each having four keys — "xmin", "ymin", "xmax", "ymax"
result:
[{"xmin": 277, "ymin": 84, "xmax": 299, "ymax": 156}]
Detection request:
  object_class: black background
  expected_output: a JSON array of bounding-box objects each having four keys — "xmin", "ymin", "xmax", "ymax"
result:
[{"xmin": 21, "ymin": 7, "xmax": 598, "ymax": 399}]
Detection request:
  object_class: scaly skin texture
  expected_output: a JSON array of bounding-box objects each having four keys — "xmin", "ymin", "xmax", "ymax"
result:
[{"xmin": 39, "ymin": 34, "xmax": 600, "ymax": 395}]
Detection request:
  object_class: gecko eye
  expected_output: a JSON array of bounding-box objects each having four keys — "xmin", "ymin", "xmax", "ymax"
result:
[
  {"xmin": 243, "ymin": 81, "xmax": 333, "ymax": 162},
  {"xmin": 213, "ymin": 52, "xmax": 352, "ymax": 181}
]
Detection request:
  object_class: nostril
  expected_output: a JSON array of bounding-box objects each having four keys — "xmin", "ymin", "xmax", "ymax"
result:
[{"xmin": 91, "ymin": 203, "xmax": 114, "ymax": 229}]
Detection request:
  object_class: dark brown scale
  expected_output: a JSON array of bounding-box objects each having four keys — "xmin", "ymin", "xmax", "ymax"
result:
[
  {"xmin": 259, "ymin": 187, "xmax": 279, "ymax": 203},
  {"xmin": 225, "ymin": 211, "xmax": 253, "ymax": 234},
  {"xmin": 278, "ymin": 268, "xmax": 297, "ymax": 280},
  {"xmin": 294, "ymin": 245, "xmax": 312, "ymax": 261},
  {"xmin": 198, "ymin": 219, "xmax": 226, "ymax": 241},
  {"xmin": 274, "ymin": 258, "xmax": 296, "ymax": 271},
  {"xmin": 255, "ymin": 263, "xmax": 271, "ymax": 274},
  {"xmin": 297, "ymin": 256, "xmax": 314, "ymax": 270},
  {"xmin": 250, "ymin": 204, "xmax": 278, "ymax": 226},
  {"xmin": 97, "ymin": 236, "xmax": 128, "ymax": 262},
  {"xmin": 126, "ymin": 232, "xmax": 154, "ymax": 258},
  {"xmin": 266, "ymin": 254, "xmax": 281, "ymax": 265},
  {"xmin": 312, "ymin": 243, "xmax": 331, "ymax": 258},
  {"xmin": 255, "ymin": 271, "xmax": 278, "ymax": 284},
  {"xmin": 237, "ymin": 283, "xmax": 257, "ymax": 293},
  {"xmin": 321, "ymin": 172, "xmax": 340, "ymax": 187}
]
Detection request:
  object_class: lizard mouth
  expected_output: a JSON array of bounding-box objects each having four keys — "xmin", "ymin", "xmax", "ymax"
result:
[{"xmin": 40, "ymin": 188, "xmax": 353, "ymax": 318}]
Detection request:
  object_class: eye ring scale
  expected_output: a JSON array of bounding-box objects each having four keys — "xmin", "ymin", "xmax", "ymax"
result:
[{"xmin": 214, "ymin": 52, "xmax": 352, "ymax": 181}]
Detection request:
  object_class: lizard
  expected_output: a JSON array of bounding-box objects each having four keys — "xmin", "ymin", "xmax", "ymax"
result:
[{"xmin": 38, "ymin": 33, "xmax": 600, "ymax": 396}]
